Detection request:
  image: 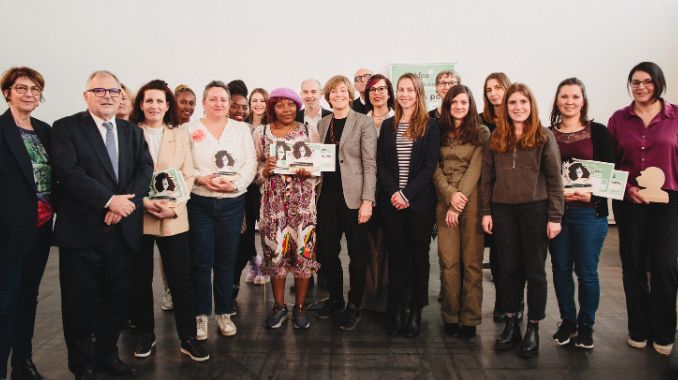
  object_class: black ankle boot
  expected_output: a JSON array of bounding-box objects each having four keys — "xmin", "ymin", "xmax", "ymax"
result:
[
  {"xmin": 11, "ymin": 358, "xmax": 46, "ymax": 380},
  {"xmin": 495, "ymin": 315, "xmax": 522, "ymax": 351},
  {"xmin": 519, "ymin": 322, "xmax": 539, "ymax": 358},
  {"xmin": 444, "ymin": 323, "xmax": 461, "ymax": 337},
  {"xmin": 459, "ymin": 325, "xmax": 477, "ymax": 340},
  {"xmin": 386, "ymin": 304, "xmax": 406, "ymax": 336},
  {"xmin": 403, "ymin": 307, "xmax": 423, "ymax": 339}
]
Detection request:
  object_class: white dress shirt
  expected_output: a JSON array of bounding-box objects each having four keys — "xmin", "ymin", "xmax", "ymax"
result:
[{"xmin": 303, "ymin": 107, "xmax": 324, "ymax": 131}]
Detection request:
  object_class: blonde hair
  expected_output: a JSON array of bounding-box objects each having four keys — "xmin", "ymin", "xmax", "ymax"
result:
[
  {"xmin": 393, "ymin": 73, "xmax": 429, "ymax": 140},
  {"xmin": 323, "ymin": 75, "xmax": 355, "ymax": 105}
]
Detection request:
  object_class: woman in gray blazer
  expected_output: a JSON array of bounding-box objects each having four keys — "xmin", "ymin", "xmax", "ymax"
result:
[{"xmin": 316, "ymin": 75, "xmax": 378, "ymax": 331}]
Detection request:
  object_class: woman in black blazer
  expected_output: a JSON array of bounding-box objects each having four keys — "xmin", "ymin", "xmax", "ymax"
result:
[
  {"xmin": 0, "ymin": 67, "xmax": 53, "ymax": 380},
  {"xmin": 378, "ymin": 73, "xmax": 440, "ymax": 338}
]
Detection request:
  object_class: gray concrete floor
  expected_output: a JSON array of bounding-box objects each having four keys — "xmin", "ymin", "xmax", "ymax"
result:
[{"xmin": 21, "ymin": 226, "xmax": 678, "ymax": 379}]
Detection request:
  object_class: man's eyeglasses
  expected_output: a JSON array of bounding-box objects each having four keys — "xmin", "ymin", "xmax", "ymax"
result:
[
  {"xmin": 12, "ymin": 85, "xmax": 42, "ymax": 96},
  {"xmin": 86, "ymin": 88, "xmax": 122, "ymax": 97},
  {"xmin": 437, "ymin": 80, "xmax": 458, "ymax": 88},
  {"xmin": 368, "ymin": 86, "xmax": 388, "ymax": 94},
  {"xmin": 630, "ymin": 80, "xmax": 654, "ymax": 89},
  {"xmin": 354, "ymin": 73, "xmax": 373, "ymax": 83}
]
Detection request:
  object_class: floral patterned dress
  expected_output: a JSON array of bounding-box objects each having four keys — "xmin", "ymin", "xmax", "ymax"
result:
[{"xmin": 252, "ymin": 123, "xmax": 321, "ymax": 279}]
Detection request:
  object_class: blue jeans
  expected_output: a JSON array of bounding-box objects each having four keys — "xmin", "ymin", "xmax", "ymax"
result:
[
  {"xmin": 188, "ymin": 194, "xmax": 245, "ymax": 315},
  {"xmin": 549, "ymin": 207, "xmax": 607, "ymax": 328}
]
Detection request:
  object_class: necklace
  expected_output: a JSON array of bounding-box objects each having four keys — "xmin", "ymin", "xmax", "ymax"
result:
[
  {"xmin": 372, "ymin": 110, "xmax": 389, "ymax": 118},
  {"xmin": 328, "ymin": 118, "xmax": 337, "ymax": 144}
]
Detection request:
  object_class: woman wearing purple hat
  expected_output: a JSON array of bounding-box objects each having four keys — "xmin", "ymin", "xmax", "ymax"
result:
[{"xmin": 252, "ymin": 88, "xmax": 321, "ymax": 329}]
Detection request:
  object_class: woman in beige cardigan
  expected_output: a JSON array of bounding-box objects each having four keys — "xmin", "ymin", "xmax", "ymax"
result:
[
  {"xmin": 433, "ymin": 85, "xmax": 489, "ymax": 340},
  {"xmin": 128, "ymin": 80, "xmax": 209, "ymax": 362}
]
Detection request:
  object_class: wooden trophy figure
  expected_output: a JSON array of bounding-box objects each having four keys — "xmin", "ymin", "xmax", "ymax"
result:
[{"xmin": 637, "ymin": 166, "xmax": 669, "ymax": 203}]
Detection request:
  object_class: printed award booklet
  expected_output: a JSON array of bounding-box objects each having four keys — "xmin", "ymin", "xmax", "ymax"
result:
[
  {"xmin": 148, "ymin": 167, "xmax": 189, "ymax": 203},
  {"xmin": 563, "ymin": 159, "xmax": 627, "ymax": 200},
  {"xmin": 270, "ymin": 139, "xmax": 336, "ymax": 176},
  {"xmin": 603, "ymin": 169, "xmax": 628, "ymax": 200}
]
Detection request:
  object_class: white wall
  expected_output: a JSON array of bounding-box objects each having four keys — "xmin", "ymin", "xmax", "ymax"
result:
[{"xmin": 1, "ymin": 0, "xmax": 677, "ymax": 125}]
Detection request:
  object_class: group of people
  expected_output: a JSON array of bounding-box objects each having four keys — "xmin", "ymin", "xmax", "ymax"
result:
[{"xmin": 0, "ymin": 61, "xmax": 676, "ymax": 380}]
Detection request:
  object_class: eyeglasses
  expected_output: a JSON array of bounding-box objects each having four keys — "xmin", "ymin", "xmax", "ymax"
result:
[
  {"xmin": 630, "ymin": 79, "xmax": 654, "ymax": 89},
  {"xmin": 86, "ymin": 88, "xmax": 122, "ymax": 97},
  {"xmin": 437, "ymin": 80, "xmax": 458, "ymax": 88},
  {"xmin": 368, "ymin": 86, "xmax": 388, "ymax": 94},
  {"xmin": 12, "ymin": 85, "xmax": 42, "ymax": 96},
  {"xmin": 354, "ymin": 73, "xmax": 373, "ymax": 82}
]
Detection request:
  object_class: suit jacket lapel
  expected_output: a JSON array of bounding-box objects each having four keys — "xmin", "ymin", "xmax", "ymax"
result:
[
  {"xmin": 81, "ymin": 112, "xmax": 117, "ymax": 183},
  {"xmin": 409, "ymin": 133, "xmax": 421, "ymax": 174},
  {"xmin": 319, "ymin": 117, "xmax": 329, "ymax": 143},
  {"xmin": 1, "ymin": 111, "xmax": 37, "ymax": 191},
  {"xmin": 116, "ymin": 119, "xmax": 131, "ymax": 186}
]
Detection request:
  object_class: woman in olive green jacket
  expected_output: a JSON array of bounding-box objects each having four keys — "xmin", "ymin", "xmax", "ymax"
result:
[{"xmin": 433, "ymin": 85, "xmax": 489, "ymax": 340}]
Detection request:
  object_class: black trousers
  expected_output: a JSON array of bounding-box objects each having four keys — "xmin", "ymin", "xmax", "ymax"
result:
[
  {"xmin": 0, "ymin": 224, "xmax": 50, "ymax": 378},
  {"xmin": 382, "ymin": 205, "xmax": 436, "ymax": 308},
  {"xmin": 234, "ymin": 184, "xmax": 260, "ymax": 288},
  {"xmin": 613, "ymin": 191, "xmax": 678, "ymax": 345},
  {"xmin": 130, "ymin": 232, "xmax": 196, "ymax": 341},
  {"xmin": 486, "ymin": 233, "xmax": 525, "ymax": 313},
  {"xmin": 59, "ymin": 226, "xmax": 131, "ymax": 374},
  {"xmin": 316, "ymin": 190, "xmax": 369, "ymax": 306},
  {"xmin": 492, "ymin": 201, "xmax": 549, "ymax": 321}
]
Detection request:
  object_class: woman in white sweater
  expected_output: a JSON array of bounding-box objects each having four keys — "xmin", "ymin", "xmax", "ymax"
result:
[{"xmin": 184, "ymin": 80, "xmax": 256, "ymax": 341}]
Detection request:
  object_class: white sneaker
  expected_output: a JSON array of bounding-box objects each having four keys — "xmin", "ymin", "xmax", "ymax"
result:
[
  {"xmin": 254, "ymin": 274, "xmax": 270, "ymax": 285},
  {"xmin": 627, "ymin": 335, "xmax": 647, "ymax": 349},
  {"xmin": 196, "ymin": 315, "xmax": 208, "ymax": 341},
  {"xmin": 161, "ymin": 288, "xmax": 174, "ymax": 311},
  {"xmin": 217, "ymin": 314, "xmax": 237, "ymax": 336},
  {"xmin": 653, "ymin": 341, "xmax": 673, "ymax": 356}
]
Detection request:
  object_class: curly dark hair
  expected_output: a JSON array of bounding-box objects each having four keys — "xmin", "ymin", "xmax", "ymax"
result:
[
  {"xmin": 214, "ymin": 150, "xmax": 235, "ymax": 168},
  {"xmin": 292, "ymin": 141, "xmax": 312, "ymax": 159},
  {"xmin": 154, "ymin": 172, "xmax": 176, "ymax": 192},
  {"xmin": 227, "ymin": 79, "xmax": 248, "ymax": 98},
  {"xmin": 130, "ymin": 79, "xmax": 179, "ymax": 127},
  {"xmin": 567, "ymin": 162, "xmax": 590, "ymax": 181}
]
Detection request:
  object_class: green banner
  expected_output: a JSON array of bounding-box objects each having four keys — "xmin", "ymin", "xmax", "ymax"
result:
[{"xmin": 390, "ymin": 63, "xmax": 457, "ymax": 111}]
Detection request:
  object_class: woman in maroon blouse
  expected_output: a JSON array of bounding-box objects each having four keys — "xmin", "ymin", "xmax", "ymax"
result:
[
  {"xmin": 608, "ymin": 62, "xmax": 678, "ymax": 356},
  {"xmin": 548, "ymin": 78, "xmax": 615, "ymax": 350}
]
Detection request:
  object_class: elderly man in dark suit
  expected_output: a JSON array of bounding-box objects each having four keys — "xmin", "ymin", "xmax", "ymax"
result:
[{"xmin": 51, "ymin": 70, "xmax": 153, "ymax": 380}]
